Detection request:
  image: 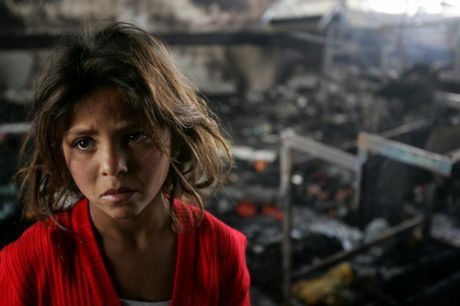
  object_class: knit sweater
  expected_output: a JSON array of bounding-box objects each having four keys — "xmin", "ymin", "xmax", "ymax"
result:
[{"xmin": 0, "ymin": 198, "xmax": 251, "ymax": 306}]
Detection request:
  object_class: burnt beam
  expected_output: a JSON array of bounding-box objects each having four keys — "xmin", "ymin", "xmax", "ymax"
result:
[{"xmin": 0, "ymin": 31, "xmax": 327, "ymax": 50}]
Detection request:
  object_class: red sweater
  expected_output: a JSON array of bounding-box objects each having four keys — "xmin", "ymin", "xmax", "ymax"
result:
[{"xmin": 0, "ymin": 198, "xmax": 251, "ymax": 306}]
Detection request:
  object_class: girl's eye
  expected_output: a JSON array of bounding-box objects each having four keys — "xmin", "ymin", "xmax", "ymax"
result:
[
  {"xmin": 73, "ymin": 138, "xmax": 95, "ymax": 151},
  {"xmin": 127, "ymin": 132, "xmax": 148, "ymax": 144}
]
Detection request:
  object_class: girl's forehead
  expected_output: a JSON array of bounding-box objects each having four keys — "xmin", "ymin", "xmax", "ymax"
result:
[{"xmin": 70, "ymin": 87, "xmax": 147, "ymax": 125}]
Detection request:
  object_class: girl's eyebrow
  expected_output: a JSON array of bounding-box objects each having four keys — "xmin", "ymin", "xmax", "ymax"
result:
[
  {"xmin": 64, "ymin": 122, "xmax": 145, "ymax": 137},
  {"xmin": 64, "ymin": 128, "xmax": 97, "ymax": 137}
]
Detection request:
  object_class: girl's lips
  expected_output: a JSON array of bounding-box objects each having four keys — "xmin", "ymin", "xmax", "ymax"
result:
[{"xmin": 101, "ymin": 191, "xmax": 135, "ymax": 202}]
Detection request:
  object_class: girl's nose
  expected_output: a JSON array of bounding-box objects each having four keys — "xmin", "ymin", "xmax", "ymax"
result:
[{"xmin": 100, "ymin": 144, "xmax": 128, "ymax": 177}]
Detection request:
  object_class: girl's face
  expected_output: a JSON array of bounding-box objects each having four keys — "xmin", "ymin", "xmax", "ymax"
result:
[{"xmin": 61, "ymin": 87, "xmax": 171, "ymax": 220}]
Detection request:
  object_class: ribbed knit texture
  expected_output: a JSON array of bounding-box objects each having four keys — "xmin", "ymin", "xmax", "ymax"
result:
[{"xmin": 0, "ymin": 198, "xmax": 251, "ymax": 306}]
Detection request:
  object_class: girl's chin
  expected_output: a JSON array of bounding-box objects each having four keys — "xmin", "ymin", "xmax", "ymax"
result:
[
  {"xmin": 91, "ymin": 202, "xmax": 144, "ymax": 220},
  {"xmin": 108, "ymin": 206, "xmax": 144, "ymax": 220}
]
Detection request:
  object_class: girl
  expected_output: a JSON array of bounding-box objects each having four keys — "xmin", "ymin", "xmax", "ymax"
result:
[{"xmin": 0, "ymin": 22, "xmax": 250, "ymax": 306}]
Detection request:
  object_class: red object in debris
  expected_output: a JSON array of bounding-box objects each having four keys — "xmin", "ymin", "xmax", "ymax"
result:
[
  {"xmin": 235, "ymin": 200, "xmax": 257, "ymax": 218},
  {"xmin": 262, "ymin": 204, "xmax": 284, "ymax": 221},
  {"xmin": 254, "ymin": 160, "xmax": 268, "ymax": 173}
]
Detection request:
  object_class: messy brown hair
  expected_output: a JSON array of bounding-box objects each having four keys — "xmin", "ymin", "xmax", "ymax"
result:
[{"xmin": 16, "ymin": 21, "xmax": 233, "ymax": 230}]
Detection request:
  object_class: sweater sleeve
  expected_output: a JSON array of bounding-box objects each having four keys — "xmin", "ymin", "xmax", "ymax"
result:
[{"xmin": 218, "ymin": 226, "xmax": 251, "ymax": 306}]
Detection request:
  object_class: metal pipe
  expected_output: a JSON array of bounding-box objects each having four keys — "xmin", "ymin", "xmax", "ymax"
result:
[
  {"xmin": 435, "ymin": 90, "xmax": 460, "ymax": 111},
  {"xmin": 358, "ymin": 132, "xmax": 453, "ymax": 177},
  {"xmin": 285, "ymin": 132, "xmax": 359, "ymax": 173},
  {"xmin": 0, "ymin": 123, "xmax": 30, "ymax": 136},
  {"xmin": 352, "ymin": 148, "xmax": 367, "ymax": 214},
  {"xmin": 280, "ymin": 129, "xmax": 293, "ymax": 301}
]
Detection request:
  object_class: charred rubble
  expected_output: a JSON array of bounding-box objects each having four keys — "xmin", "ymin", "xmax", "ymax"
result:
[
  {"xmin": 2, "ymin": 59, "xmax": 460, "ymax": 305},
  {"xmin": 204, "ymin": 63, "xmax": 460, "ymax": 305}
]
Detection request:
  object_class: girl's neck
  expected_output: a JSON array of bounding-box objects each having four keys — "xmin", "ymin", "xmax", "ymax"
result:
[{"xmin": 90, "ymin": 194, "xmax": 172, "ymax": 248}]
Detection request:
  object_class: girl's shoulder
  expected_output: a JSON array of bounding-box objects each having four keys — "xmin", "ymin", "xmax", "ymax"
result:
[
  {"xmin": 2, "ymin": 218, "xmax": 59, "ymax": 266},
  {"xmin": 174, "ymin": 198, "xmax": 247, "ymax": 264},
  {"xmin": 173, "ymin": 198, "xmax": 247, "ymax": 246},
  {"xmin": 201, "ymin": 210, "xmax": 247, "ymax": 246},
  {"xmin": 0, "ymin": 199, "xmax": 87, "ymax": 304},
  {"xmin": 0, "ymin": 198, "xmax": 87, "ymax": 270},
  {"xmin": 0, "ymin": 217, "xmax": 59, "ymax": 303}
]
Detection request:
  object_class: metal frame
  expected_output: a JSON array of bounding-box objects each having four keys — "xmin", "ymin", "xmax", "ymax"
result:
[
  {"xmin": 357, "ymin": 132, "xmax": 454, "ymax": 177},
  {"xmin": 280, "ymin": 129, "xmax": 360, "ymax": 301},
  {"xmin": 356, "ymin": 132, "xmax": 457, "ymax": 236},
  {"xmin": 280, "ymin": 129, "xmax": 459, "ymax": 304}
]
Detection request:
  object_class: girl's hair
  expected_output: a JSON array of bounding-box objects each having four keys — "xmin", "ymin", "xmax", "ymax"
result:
[{"xmin": 16, "ymin": 21, "xmax": 233, "ymax": 230}]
